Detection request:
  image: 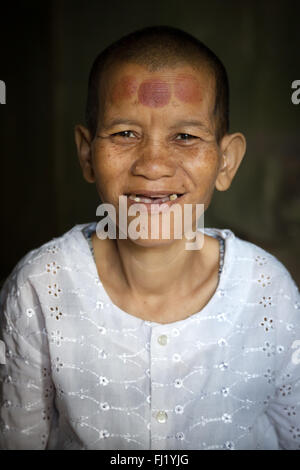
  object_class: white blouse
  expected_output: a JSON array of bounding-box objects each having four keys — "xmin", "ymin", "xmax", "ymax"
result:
[{"xmin": 0, "ymin": 222, "xmax": 300, "ymax": 450}]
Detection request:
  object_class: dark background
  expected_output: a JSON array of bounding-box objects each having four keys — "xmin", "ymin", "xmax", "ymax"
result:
[{"xmin": 0, "ymin": 0, "xmax": 299, "ymax": 286}]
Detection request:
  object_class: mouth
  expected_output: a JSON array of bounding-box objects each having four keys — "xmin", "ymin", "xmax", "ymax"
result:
[{"xmin": 124, "ymin": 190, "xmax": 186, "ymax": 204}]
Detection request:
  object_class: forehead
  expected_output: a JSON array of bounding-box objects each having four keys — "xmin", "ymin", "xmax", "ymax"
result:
[{"xmin": 101, "ymin": 62, "xmax": 215, "ymax": 112}]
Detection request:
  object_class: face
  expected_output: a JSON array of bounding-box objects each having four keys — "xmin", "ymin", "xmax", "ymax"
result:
[{"xmin": 87, "ymin": 62, "xmax": 224, "ymax": 245}]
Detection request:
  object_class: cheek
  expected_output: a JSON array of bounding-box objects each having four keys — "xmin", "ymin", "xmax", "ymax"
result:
[
  {"xmin": 183, "ymin": 146, "xmax": 220, "ymax": 185},
  {"xmin": 92, "ymin": 144, "xmax": 129, "ymax": 194}
]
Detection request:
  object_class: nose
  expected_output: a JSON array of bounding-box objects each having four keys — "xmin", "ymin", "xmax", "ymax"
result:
[{"xmin": 131, "ymin": 138, "xmax": 176, "ymax": 180}]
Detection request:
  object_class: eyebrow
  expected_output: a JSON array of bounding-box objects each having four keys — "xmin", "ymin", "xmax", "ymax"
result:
[
  {"xmin": 168, "ymin": 120, "xmax": 212, "ymax": 133},
  {"xmin": 101, "ymin": 118, "xmax": 212, "ymax": 133},
  {"xmin": 101, "ymin": 118, "xmax": 141, "ymax": 130}
]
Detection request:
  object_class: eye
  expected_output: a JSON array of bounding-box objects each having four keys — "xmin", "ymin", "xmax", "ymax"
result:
[
  {"xmin": 112, "ymin": 130, "xmax": 136, "ymax": 139},
  {"xmin": 175, "ymin": 133, "xmax": 198, "ymax": 142}
]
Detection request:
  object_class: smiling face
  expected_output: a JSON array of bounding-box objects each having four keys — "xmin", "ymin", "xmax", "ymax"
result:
[{"xmin": 76, "ymin": 62, "xmax": 243, "ymax": 246}]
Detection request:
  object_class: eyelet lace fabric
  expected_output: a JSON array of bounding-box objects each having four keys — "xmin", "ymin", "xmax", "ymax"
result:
[{"xmin": 0, "ymin": 221, "xmax": 300, "ymax": 450}]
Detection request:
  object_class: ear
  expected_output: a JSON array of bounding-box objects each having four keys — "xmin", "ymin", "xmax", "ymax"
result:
[
  {"xmin": 215, "ymin": 132, "xmax": 247, "ymax": 191},
  {"xmin": 74, "ymin": 124, "xmax": 95, "ymax": 183}
]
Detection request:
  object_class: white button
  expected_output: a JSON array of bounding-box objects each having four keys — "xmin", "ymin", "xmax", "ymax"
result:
[
  {"xmin": 156, "ymin": 411, "xmax": 168, "ymax": 423},
  {"xmin": 157, "ymin": 334, "xmax": 168, "ymax": 346}
]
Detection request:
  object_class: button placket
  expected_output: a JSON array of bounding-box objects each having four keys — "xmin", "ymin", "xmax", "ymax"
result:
[
  {"xmin": 150, "ymin": 328, "xmax": 172, "ymax": 445},
  {"xmin": 151, "ymin": 331, "xmax": 170, "ymax": 435}
]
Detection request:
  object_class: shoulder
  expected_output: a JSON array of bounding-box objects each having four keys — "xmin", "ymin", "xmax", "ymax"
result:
[
  {"xmin": 207, "ymin": 227, "xmax": 299, "ymax": 306},
  {"xmin": 220, "ymin": 229, "xmax": 300, "ymax": 316},
  {"xmin": 231, "ymin": 232, "xmax": 298, "ymax": 287},
  {"xmin": 0, "ymin": 223, "xmax": 93, "ymax": 300}
]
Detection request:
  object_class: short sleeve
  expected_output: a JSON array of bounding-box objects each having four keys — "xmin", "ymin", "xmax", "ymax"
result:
[
  {"xmin": 0, "ymin": 269, "xmax": 56, "ymax": 449},
  {"xmin": 266, "ymin": 269, "xmax": 300, "ymax": 449}
]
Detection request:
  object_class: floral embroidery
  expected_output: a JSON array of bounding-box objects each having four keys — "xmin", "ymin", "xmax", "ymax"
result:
[
  {"xmin": 42, "ymin": 406, "xmax": 51, "ymax": 421},
  {"xmin": 50, "ymin": 330, "xmax": 63, "ymax": 347},
  {"xmin": 42, "ymin": 367, "xmax": 51, "ymax": 378},
  {"xmin": 255, "ymin": 255, "xmax": 268, "ymax": 266},
  {"xmin": 284, "ymin": 406, "xmax": 296, "ymax": 417},
  {"xmin": 262, "ymin": 341, "xmax": 275, "ymax": 356},
  {"xmin": 257, "ymin": 274, "xmax": 271, "ymax": 287},
  {"xmin": 46, "ymin": 261, "xmax": 61, "ymax": 275},
  {"xmin": 44, "ymin": 384, "xmax": 54, "ymax": 399},
  {"xmin": 1, "ymin": 222, "xmax": 299, "ymax": 450},
  {"xmin": 259, "ymin": 296, "xmax": 273, "ymax": 308},
  {"xmin": 52, "ymin": 357, "xmax": 64, "ymax": 372},
  {"xmin": 289, "ymin": 426, "xmax": 300, "ymax": 440},
  {"xmin": 279, "ymin": 384, "xmax": 292, "ymax": 397},
  {"xmin": 46, "ymin": 245, "xmax": 60, "ymax": 255},
  {"xmin": 48, "ymin": 283, "xmax": 62, "ymax": 297},
  {"xmin": 264, "ymin": 368, "xmax": 276, "ymax": 384},
  {"xmin": 56, "ymin": 383, "xmax": 64, "ymax": 399},
  {"xmin": 50, "ymin": 306, "xmax": 63, "ymax": 320},
  {"xmin": 260, "ymin": 316, "xmax": 274, "ymax": 332}
]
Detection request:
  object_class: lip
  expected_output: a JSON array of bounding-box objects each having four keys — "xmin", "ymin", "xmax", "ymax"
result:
[
  {"xmin": 125, "ymin": 190, "xmax": 185, "ymax": 198},
  {"xmin": 124, "ymin": 192, "xmax": 186, "ymax": 213}
]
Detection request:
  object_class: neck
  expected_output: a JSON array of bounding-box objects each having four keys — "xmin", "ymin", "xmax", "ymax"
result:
[{"xmin": 111, "ymin": 233, "xmax": 213, "ymax": 301}]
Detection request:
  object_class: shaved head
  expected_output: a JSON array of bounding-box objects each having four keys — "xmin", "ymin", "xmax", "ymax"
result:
[{"xmin": 86, "ymin": 26, "xmax": 229, "ymax": 143}]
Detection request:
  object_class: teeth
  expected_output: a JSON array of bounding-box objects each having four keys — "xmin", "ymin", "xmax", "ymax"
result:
[{"xmin": 128, "ymin": 193, "xmax": 179, "ymax": 203}]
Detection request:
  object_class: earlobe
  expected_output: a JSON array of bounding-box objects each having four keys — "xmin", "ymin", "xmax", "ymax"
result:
[
  {"xmin": 215, "ymin": 132, "xmax": 246, "ymax": 191},
  {"xmin": 74, "ymin": 124, "xmax": 95, "ymax": 184}
]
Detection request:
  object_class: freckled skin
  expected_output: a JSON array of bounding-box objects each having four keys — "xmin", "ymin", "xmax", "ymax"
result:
[
  {"xmin": 138, "ymin": 80, "xmax": 171, "ymax": 107},
  {"xmin": 94, "ymin": 64, "xmax": 219, "ymax": 213},
  {"xmin": 174, "ymin": 73, "xmax": 203, "ymax": 104}
]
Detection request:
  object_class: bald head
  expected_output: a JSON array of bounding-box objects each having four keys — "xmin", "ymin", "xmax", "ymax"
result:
[{"xmin": 86, "ymin": 26, "xmax": 229, "ymax": 143}]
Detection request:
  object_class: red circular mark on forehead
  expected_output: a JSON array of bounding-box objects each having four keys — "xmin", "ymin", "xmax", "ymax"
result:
[
  {"xmin": 138, "ymin": 79, "xmax": 171, "ymax": 107},
  {"xmin": 174, "ymin": 73, "xmax": 203, "ymax": 104},
  {"xmin": 110, "ymin": 75, "xmax": 139, "ymax": 103}
]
